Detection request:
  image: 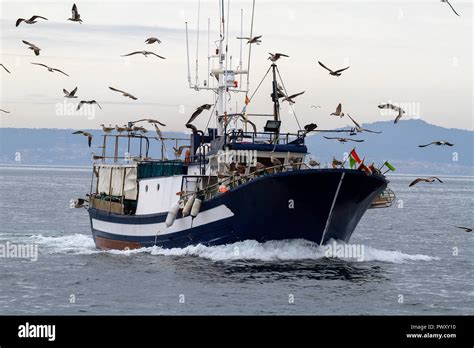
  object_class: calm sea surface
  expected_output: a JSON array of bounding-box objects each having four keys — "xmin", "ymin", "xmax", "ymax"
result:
[{"xmin": 0, "ymin": 166, "xmax": 473, "ymax": 314}]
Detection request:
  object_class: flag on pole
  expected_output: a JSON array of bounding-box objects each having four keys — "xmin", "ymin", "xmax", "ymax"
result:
[
  {"xmin": 357, "ymin": 160, "xmax": 372, "ymax": 175},
  {"xmin": 383, "ymin": 161, "xmax": 396, "ymax": 172},
  {"xmin": 349, "ymin": 149, "xmax": 362, "ymax": 169}
]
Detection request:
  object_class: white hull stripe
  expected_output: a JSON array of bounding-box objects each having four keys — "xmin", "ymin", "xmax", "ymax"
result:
[{"xmin": 92, "ymin": 205, "xmax": 234, "ymax": 237}]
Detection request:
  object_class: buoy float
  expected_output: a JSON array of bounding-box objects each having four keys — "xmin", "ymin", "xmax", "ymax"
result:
[
  {"xmin": 165, "ymin": 203, "xmax": 180, "ymax": 227},
  {"xmin": 190, "ymin": 198, "xmax": 202, "ymax": 218},
  {"xmin": 182, "ymin": 195, "xmax": 195, "ymax": 217}
]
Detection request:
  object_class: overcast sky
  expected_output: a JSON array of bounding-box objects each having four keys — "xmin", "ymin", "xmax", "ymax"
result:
[{"xmin": 0, "ymin": 0, "xmax": 472, "ymax": 132}]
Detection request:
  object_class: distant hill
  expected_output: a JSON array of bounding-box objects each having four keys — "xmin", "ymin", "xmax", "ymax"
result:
[
  {"xmin": 305, "ymin": 119, "xmax": 473, "ymax": 175},
  {"xmin": 0, "ymin": 120, "xmax": 472, "ymax": 175}
]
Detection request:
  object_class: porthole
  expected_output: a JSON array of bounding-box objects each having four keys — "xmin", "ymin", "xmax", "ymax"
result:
[
  {"xmin": 156, "ymin": 183, "xmax": 160, "ymax": 191},
  {"xmin": 145, "ymin": 185, "xmax": 148, "ymax": 192}
]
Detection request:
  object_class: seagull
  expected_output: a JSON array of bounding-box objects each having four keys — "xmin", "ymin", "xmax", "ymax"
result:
[
  {"xmin": 109, "ymin": 87, "xmax": 137, "ymax": 100},
  {"xmin": 408, "ymin": 177, "xmax": 443, "ymax": 187},
  {"xmin": 418, "ymin": 141, "xmax": 454, "ymax": 147},
  {"xmin": 185, "ymin": 123, "xmax": 203, "ymax": 134},
  {"xmin": 16, "ymin": 15, "xmax": 48, "ymax": 27},
  {"xmin": 67, "ymin": 4, "xmax": 82, "ymax": 23},
  {"xmin": 134, "ymin": 118, "xmax": 166, "ymax": 127},
  {"xmin": 303, "ymin": 123, "xmax": 318, "ymax": 133},
  {"xmin": 22, "ymin": 40, "xmax": 41, "ymax": 56},
  {"xmin": 453, "ymin": 226, "xmax": 472, "ymax": 233},
  {"xmin": 332, "ymin": 157, "xmax": 343, "ymax": 168},
  {"xmin": 311, "ymin": 105, "xmax": 321, "ymax": 109},
  {"xmin": 346, "ymin": 114, "xmax": 382, "ymax": 133},
  {"xmin": 31, "ymin": 63, "xmax": 69, "ymax": 76},
  {"xmin": 236, "ymin": 35, "xmax": 262, "ymax": 45},
  {"xmin": 0, "ymin": 109, "xmax": 11, "ymax": 113},
  {"xmin": 1, "ymin": 64, "xmax": 11, "ymax": 73},
  {"xmin": 318, "ymin": 61, "xmax": 350, "ymax": 77},
  {"xmin": 330, "ymin": 103, "xmax": 344, "ymax": 117},
  {"xmin": 145, "ymin": 37, "xmax": 161, "ymax": 44},
  {"xmin": 100, "ymin": 124, "xmax": 114, "ymax": 133},
  {"xmin": 308, "ymin": 159, "xmax": 320, "ymax": 167},
  {"xmin": 270, "ymin": 156, "xmax": 282, "ymax": 166},
  {"xmin": 121, "ymin": 51, "xmax": 165, "ymax": 59},
  {"xmin": 268, "ymin": 53, "xmax": 289, "ymax": 62},
  {"xmin": 324, "ymin": 136, "xmax": 364, "ymax": 143},
  {"xmin": 378, "ymin": 103, "xmax": 405, "ymax": 123},
  {"xmin": 63, "ymin": 87, "xmax": 78, "ymax": 98},
  {"xmin": 173, "ymin": 145, "xmax": 190, "ymax": 158},
  {"xmin": 132, "ymin": 125, "xmax": 148, "ymax": 133},
  {"xmin": 441, "ymin": 0, "xmax": 460, "ymax": 16},
  {"xmin": 282, "ymin": 91, "xmax": 305, "ymax": 105},
  {"xmin": 72, "ymin": 130, "xmax": 93, "ymax": 147},
  {"xmin": 77, "ymin": 100, "xmax": 101, "ymax": 110},
  {"xmin": 115, "ymin": 125, "xmax": 127, "ymax": 134},
  {"xmin": 187, "ymin": 104, "xmax": 213, "ymax": 124}
]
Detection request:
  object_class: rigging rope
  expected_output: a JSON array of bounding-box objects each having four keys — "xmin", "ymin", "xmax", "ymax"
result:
[{"xmin": 246, "ymin": 0, "xmax": 256, "ymax": 93}]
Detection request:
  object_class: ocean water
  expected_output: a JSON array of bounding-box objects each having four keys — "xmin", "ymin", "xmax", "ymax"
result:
[{"xmin": 0, "ymin": 166, "xmax": 473, "ymax": 315}]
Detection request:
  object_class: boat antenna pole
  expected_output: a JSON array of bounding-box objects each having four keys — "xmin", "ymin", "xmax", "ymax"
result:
[{"xmin": 271, "ymin": 63, "xmax": 281, "ymax": 125}]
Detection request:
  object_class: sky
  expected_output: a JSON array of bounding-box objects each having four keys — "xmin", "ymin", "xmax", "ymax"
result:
[{"xmin": 0, "ymin": 0, "xmax": 472, "ymax": 133}]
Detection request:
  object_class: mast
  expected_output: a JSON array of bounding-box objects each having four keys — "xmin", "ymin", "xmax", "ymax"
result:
[{"xmin": 271, "ymin": 63, "xmax": 280, "ymax": 124}]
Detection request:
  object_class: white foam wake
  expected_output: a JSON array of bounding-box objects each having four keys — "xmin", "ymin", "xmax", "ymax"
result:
[{"xmin": 26, "ymin": 234, "xmax": 439, "ymax": 264}]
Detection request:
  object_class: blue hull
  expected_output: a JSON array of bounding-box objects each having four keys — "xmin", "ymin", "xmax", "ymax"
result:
[{"xmin": 89, "ymin": 169, "xmax": 387, "ymax": 249}]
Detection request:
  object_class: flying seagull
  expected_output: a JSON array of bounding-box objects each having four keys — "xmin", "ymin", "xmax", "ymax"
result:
[
  {"xmin": 236, "ymin": 35, "xmax": 262, "ymax": 45},
  {"xmin": 121, "ymin": 51, "xmax": 166, "ymax": 59},
  {"xmin": 134, "ymin": 118, "xmax": 166, "ymax": 127},
  {"xmin": 0, "ymin": 109, "xmax": 11, "ymax": 113},
  {"xmin": 16, "ymin": 15, "xmax": 48, "ymax": 27},
  {"xmin": 72, "ymin": 130, "xmax": 93, "ymax": 147},
  {"xmin": 282, "ymin": 91, "xmax": 305, "ymax": 105},
  {"xmin": 311, "ymin": 105, "xmax": 321, "ymax": 109},
  {"xmin": 173, "ymin": 145, "xmax": 190, "ymax": 158},
  {"xmin": 187, "ymin": 104, "xmax": 213, "ymax": 124},
  {"xmin": 22, "ymin": 40, "xmax": 41, "ymax": 56},
  {"xmin": 441, "ymin": 0, "xmax": 460, "ymax": 16},
  {"xmin": 408, "ymin": 177, "xmax": 443, "ymax": 187},
  {"xmin": 378, "ymin": 103, "xmax": 405, "ymax": 123},
  {"xmin": 0, "ymin": 64, "xmax": 11, "ymax": 73},
  {"xmin": 268, "ymin": 53, "xmax": 289, "ymax": 62},
  {"xmin": 109, "ymin": 87, "xmax": 137, "ymax": 100},
  {"xmin": 77, "ymin": 100, "xmax": 101, "ymax": 110},
  {"xmin": 31, "ymin": 63, "xmax": 69, "ymax": 76},
  {"xmin": 68, "ymin": 4, "xmax": 82, "ymax": 23},
  {"xmin": 324, "ymin": 136, "xmax": 364, "ymax": 143},
  {"xmin": 318, "ymin": 61, "xmax": 350, "ymax": 77},
  {"xmin": 145, "ymin": 37, "xmax": 161, "ymax": 44},
  {"xmin": 347, "ymin": 114, "xmax": 382, "ymax": 133},
  {"xmin": 63, "ymin": 86, "xmax": 78, "ymax": 98},
  {"xmin": 418, "ymin": 141, "xmax": 454, "ymax": 147},
  {"xmin": 330, "ymin": 103, "xmax": 344, "ymax": 117},
  {"xmin": 453, "ymin": 226, "xmax": 472, "ymax": 232}
]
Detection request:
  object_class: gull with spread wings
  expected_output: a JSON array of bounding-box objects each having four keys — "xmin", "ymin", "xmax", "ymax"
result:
[
  {"xmin": 31, "ymin": 63, "xmax": 69, "ymax": 76},
  {"xmin": 318, "ymin": 61, "xmax": 350, "ymax": 76},
  {"xmin": 323, "ymin": 136, "xmax": 364, "ymax": 143},
  {"xmin": 409, "ymin": 177, "xmax": 443, "ymax": 187},
  {"xmin": 109, "ymin": 87, "xmax": 138, "ymax": 100},
  {"xmin": 347, "ymin": 114, "xmax": 382, "ymax": 134},
  {"xmin": 121, "ymin": 51, "xmax": 166, "ymax": 59},
  {"xmin": 16, "ymin": 15, "xmax": 48, "ymax": 27}
]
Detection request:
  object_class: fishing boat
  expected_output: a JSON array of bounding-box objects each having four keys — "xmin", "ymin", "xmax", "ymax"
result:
[{"xmin": 81, "ymin": 1, "xmax": 394, "ymax": 250}]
